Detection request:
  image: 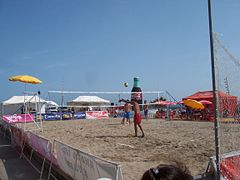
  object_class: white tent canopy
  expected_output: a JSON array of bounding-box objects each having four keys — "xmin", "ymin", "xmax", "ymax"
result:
[
  {"xmin": 1, "ymin": 96, "xmax": 58, "ymax": 115},
  {"xmin": 2, "ymin": 96, "xmax": 46, "ymax": 105},
  {"xmin": 45, "ymin": 100, "xmax": 59, "ymax": 107},
  {"xmin": 67, "ymin": 96, "xmax": 110, "ymax": 107}
]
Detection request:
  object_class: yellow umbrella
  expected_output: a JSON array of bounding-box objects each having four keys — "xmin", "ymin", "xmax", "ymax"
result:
[
  {"xmin": 183, "ymin": 99, "xmax": 205, "ymax": 110},
  {"xmin": 9, "ymin": 75, "xmax": 42, "ymax": 84}
]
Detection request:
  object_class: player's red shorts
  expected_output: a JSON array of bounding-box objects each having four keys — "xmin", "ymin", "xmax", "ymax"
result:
[{"xmin": 134, "ymin": 113, "xmax": 142, "ymax": 124}]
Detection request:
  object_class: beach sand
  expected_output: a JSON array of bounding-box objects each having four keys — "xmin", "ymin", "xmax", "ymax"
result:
[{"xmin": 22, "ymin": 118, "xmax": 240, "ymax": 180}]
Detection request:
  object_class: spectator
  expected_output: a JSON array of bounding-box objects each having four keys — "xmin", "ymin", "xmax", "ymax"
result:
[
  {"xmin": 141, "ymin": 162, "xmax": 193, "ymax": 180},
  {"xmin": 71, "ymin": 107, "xmax": 75, "ymax": 118},
  {"xmin": 155, "ymin": 109, "xmax": 161, "ymax": 119},
  {"xmin": 143, "ymin": 100, "xmax": 149, "ymax": 119}
]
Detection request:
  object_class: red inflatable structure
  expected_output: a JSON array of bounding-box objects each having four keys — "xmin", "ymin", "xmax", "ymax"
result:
[
  {"xmin": 183, "ymin": 90, "xmax": 238, "ymax": 119},
  {"xmin": 207, "ymin": 151, "xmax": 240, "ymax": 180}
]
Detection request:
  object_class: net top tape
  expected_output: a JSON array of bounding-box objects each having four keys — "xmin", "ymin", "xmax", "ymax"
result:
[{"xmin": 48, "ymin": 90, "xmax": 165, "ymax": 94}]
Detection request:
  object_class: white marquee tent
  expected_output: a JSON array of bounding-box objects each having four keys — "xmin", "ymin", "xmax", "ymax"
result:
[
  {"xmin": 67, "ymin": 96, "xmax": 110, "ymax": 107},
  {"xmin": 1, "ymin": 96, "xmax": 58, "ymax": 115}
]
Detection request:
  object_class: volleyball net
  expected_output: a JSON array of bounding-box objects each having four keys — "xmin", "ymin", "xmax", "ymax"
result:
[
  {"xmin": 211, "ymin": 33, "xmax": 240, "ymax": 179},
  {"xmin": 47, "ymin": 90, "xmax": 180, "ymax": 119}
]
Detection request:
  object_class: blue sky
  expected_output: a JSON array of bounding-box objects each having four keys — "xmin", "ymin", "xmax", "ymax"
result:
[{"xmin": 0, "ymin": 0, "xmax": 240, "ymax": 103}]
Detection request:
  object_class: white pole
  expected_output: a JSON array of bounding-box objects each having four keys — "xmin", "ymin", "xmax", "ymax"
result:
[{"xmin": 24, "ymin": 83, "xmax": 26, "ymax": 131}]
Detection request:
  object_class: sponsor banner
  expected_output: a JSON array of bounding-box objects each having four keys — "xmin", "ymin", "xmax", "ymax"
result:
[
  {"xmin": 62, "ymin": 113, "xmax": 72, "ymax": 120},
  {"xmin": 86, "ymin": 111, "xmax": 109, "ymax": 119},
  {"xmin": 131, "ymin": 92, "xmax": 142, "ymax": 101},
  {"xmin": 43, "ymin": 112, "xmax": 86, "ymax": 120},
  {"xmin": 3, "ymin": 114, "xmax": 34, "ymax": 123},
  {"xmin": 10, "ymin": 126, "xmax": 23, "ymax": 152},
  {"xmin": 27, "ymin": 132, "xmax": 53, "ymax": 161},
  {"xmin": 221, "ymin": 156, "xmax": 240, "ymax": 179},
  {"xmin": 55, "ymin": 140, "xmax": 122, "ymax": 180},
  {"xmin": 43, "ymin": 113, "xmax": 61, "ymax": 120},
  {"xmin": 56, "ymin": 141, "xmax": 77, "ymax": 177},
  {"xmin": 208, "ymin": 151, "xmax": 240, "ymax": 180},
  {"xmin": 74, "ymin": 112, "xmax": 86, "ymax": 119}
]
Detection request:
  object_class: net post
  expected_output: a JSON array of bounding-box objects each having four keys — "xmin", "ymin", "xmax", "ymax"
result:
[{"xmin": 207, "ymin": 0, "xmax": 220, "ymax": 179}]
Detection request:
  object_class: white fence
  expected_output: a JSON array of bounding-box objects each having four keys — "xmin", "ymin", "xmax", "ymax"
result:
[
  {"xmin": 8, "ymin": 125, "xmax": 123, "ymax": 180},
  {"xmin": 55, "ymin": 140, "xmax": 123, "ymax": 180}
]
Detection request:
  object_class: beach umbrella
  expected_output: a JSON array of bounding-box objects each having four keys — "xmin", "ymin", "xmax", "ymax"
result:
[
  {"xmin": 9, "ymin": 75, "xmax": 42, "ymax": 84},
  {"xmin": 177, "ymin": 100, "xmax": 184, "ymax": 104},
  {"xmin": 9, "ymin": 75, "xmax": 43, "ymax": 127},
  {"xmin": 199, "ymin": 100, "xmax": 212, "ymax": 105},
  {"xmin": 183, "ymin": 99, "xmax": 205, "ymax": 110},
  {"xmin": 9, "ymin": 74, "xmax": 42, "ymax": 107}
]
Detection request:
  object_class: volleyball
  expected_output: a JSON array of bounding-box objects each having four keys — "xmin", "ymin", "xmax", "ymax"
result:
[{"xmin": 124, "ymin": 82, "xmax": 128, "ymax": 87}]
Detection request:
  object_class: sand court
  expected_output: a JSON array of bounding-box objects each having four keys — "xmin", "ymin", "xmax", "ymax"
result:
[{"xmin": 16, "ymin": 118, "xmax": 240, "ymax": 180}]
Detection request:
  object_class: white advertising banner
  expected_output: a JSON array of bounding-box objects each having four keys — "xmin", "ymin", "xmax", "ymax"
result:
[
  {"xmin": 26, "ymin": 132, "xmax": 53, "ymax": 161},
  {"xmin": 55, "ymin": 140, "xmax": 123, "ymax": 180},
  {"xmin": 3, "ymin": 114, "xmax": 34, "ymax": 123},
  {"xmin": 86, "ymin": 111, "xmax": 109, "ymax": 119}
]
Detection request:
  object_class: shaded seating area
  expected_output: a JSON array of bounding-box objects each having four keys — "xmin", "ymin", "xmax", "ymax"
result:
[{"xmin": 182, "ymin": 90, "xmax": 237, "ymax": 121}]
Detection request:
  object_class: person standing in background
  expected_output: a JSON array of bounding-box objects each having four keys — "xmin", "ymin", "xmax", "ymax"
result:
[
  {"xmin": 120, "ymin": 99, "xmax": 132, "ymax": 125},
  {"xmin": 143, "ymin": 100, "xmax": 149, "ymax": 119}
]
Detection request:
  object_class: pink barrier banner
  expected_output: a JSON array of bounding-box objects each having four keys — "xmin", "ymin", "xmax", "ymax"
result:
[
  {"xmin": 10, "ymin": 126, "xmax": 23, "ymax": 152},
  {"xmin": 86, "ymin": 111, "xmax": 109, "ymax": 119},
  {"xmin": 55, "ymin": 140, "xmax": 123, "ymax": 180},
  {"xmin": 3, "ymin": 114, "xmax": 34, "ymax": 123},
  {"xmin": 27, "ymin": 132, "xmax": 53, "ymax": 161},
  {"xmin": 221, "ymin": 156, "xmax": 240, "ymax": 180}
]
